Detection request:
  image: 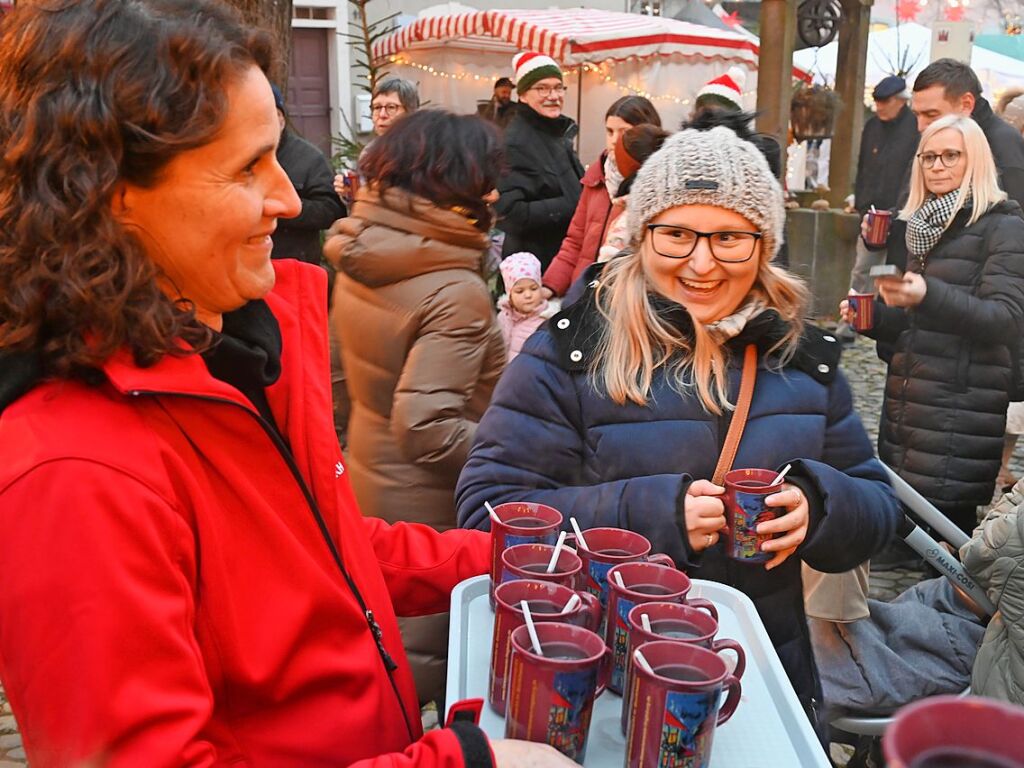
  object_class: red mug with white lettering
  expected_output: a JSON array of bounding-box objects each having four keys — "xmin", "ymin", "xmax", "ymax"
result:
[
  {"xmin": 571, "ymin": 527, "xmax": 674, "ymax": 636},
  {"xmin": 505, "ymin": 621, "xmax": 609, "ymax": 763},
  {"xmin": 488, "ymin": 502, "xmax": 562, "ymax": 606},
  {"xmin": 604, "ymin": 562, "xmax": 717, "ymax": 695},
  {"xmin": 625, "ymin": 641, "xmax": 741, "ymax": 768},
  {"xmin": 623, "ymin": 601, "xmax": 745, "ymax": 735},
  {"xmin": 500, "ymin": 543, "xmax": 583, "ymax": 591},
  {"xmin": 489, "ymin": 579, "xmax": 601, "ymax": 716}
]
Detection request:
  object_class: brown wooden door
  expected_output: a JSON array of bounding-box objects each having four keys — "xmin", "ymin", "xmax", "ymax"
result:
[{"xmin": 288, "ymin": 28, "xmax": 332, "ymax": 156}]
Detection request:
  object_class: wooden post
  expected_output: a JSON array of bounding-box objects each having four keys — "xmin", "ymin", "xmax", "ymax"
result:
[
  {"xmin": 755, "ymin": 0, "xmax": 798, "ymax": 172},
  {"xmin": 828, "ymin": 0, "xmax": 874, "ymax": 207}
]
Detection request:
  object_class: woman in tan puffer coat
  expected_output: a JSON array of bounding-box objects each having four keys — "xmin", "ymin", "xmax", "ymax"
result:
[
  {"xmin": 324, "ymin": 110, "xmax": 505, "ymax": 709},
  {"xmin": 962, "ymin": 480, "xmax": 1024, "ymax": 705}
]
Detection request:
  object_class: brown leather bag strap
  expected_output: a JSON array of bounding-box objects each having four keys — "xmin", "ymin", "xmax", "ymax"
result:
[{"xmin": 712, "ymin": 344, "xmax": 758, "ymax": 486}]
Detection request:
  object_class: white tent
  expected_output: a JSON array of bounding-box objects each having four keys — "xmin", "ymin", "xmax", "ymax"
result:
[
  {"xmin": 793, "ymin": 22, "xmax": 1024, "ymax": 101},
  {"xmin": 373, "ymin": 6, "xmax": 810, "ymax": 161}
]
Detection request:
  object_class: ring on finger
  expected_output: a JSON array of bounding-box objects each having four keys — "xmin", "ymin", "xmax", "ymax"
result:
[{"xmin": 704, "ymin": 532, "xmax": 714, "ymax": 548}]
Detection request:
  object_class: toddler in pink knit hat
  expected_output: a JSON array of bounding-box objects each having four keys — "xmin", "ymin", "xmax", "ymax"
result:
[{"xmin": 498, "ymin": 252, "xmax": 559, "ymax": 362}]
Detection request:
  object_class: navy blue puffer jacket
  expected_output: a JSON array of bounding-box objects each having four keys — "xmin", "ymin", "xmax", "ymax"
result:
[{"xmin": 456, "ymin": 284, "xmax": 901, "ymax": 717}]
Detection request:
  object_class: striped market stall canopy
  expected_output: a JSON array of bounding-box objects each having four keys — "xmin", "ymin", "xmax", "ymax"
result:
[{"xmin": 374, "ymin": 7, "xmax": 807, "ymax": 79}]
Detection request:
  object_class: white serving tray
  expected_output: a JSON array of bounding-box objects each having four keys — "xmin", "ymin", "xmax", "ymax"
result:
[{"xmin": 445, "ymin": 575, "xmax": 830, "ymax": 767}]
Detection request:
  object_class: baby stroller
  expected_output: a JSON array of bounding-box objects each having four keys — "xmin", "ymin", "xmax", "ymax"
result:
[{"xmin": 816, "ymin": 467, "xmax": 996, "ymax": 768}]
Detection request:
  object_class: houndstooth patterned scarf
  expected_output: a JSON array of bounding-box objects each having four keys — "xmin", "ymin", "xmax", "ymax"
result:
[{"xmin": 906, "ymin": 190, "xmax": 971, "ymax": 258}]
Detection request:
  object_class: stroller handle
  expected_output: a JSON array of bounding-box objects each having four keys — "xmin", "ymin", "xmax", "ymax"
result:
[
  {"xmin": 883, "ymin": 467, "xmax": 970, "ymax": 550},
  {"xmin": 898, "ymin": 516, "xmax": 996, "ymax": 618}
]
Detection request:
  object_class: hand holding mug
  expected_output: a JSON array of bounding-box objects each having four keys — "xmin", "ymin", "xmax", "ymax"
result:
[
  {"xmin": 332, "ymin": 173, "xmax": 346, "ymax": 197},
  {"xmin": 683, "ymin": 479, "xmax": 726, "ymax": 553},
  {"xmin": 757, "ymin": 484, "xmax": 809, "ymax": 570},
  {"xmin": 877, "ymin": 271, "xmax": 926, "ymax": 308},
  {"xmin": 838, "ymin": 297, "xmax": 855, "ymax": 325},
  {"xmin": 490, "ymin": 739, "xmax": 581, "ymax": 768}
]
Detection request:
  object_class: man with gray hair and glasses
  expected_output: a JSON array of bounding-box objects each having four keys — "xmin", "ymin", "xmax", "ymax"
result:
[{"xmin": 495, "ymin": 51, "xmax": 583, "ymax": 271}]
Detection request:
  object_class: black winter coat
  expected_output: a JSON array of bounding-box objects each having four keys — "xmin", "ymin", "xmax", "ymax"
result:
[
  {"xmin": 456, "ymin": 281, "xmax": 901, "ymax": 721},
  {"xmin": 495, "ymin": 106, "xmax": 584, "ymax": 270},
  {"xmin": 272, "ymin": 129, "xmax": 346, "ymax": 265},
  {"xmin": 974, "ymin": 97, "xmax": 1024, "ymax": 209},
  {"xmin": 867, "ymin": 201, "xmax": 1024, "ymax": 512},
  {"xmin": 854, "ymin": 105, "xmax": 919, "ymax": 214}
]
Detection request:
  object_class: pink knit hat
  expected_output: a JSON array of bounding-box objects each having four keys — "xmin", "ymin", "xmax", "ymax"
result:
[{"xmin": 500, "ymin": 252, "xmax": 542, "ymax": 288}]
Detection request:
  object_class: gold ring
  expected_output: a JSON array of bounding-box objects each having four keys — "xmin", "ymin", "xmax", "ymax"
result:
[{"xmin": 705, "ymin": 533, "xmax": 714, "ymax": 547}]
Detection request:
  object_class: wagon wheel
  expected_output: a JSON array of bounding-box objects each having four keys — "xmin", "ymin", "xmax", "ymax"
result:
[{"xmin": 797, "ymin": 0, "xmax": 842, "ymax": 48}]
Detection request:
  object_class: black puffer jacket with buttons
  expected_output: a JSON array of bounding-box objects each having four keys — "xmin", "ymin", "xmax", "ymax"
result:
[{"xmin": 866, "ymin": 200, "xmax": 1024, "ymax": 513}]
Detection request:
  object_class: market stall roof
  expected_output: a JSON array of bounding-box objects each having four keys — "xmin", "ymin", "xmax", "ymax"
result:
[
  {"xmin": 374, "ymin": 6, "xmax": 810, "ymax": 80},
  {"xmin": 794, "ymin": 22, "xmax": 1024, "ymax": 98}
]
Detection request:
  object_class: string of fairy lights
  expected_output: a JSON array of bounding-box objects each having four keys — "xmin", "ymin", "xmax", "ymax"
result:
[{"xmin": 387, "ymin": 55, "xmax": 758, "ymax": 108}]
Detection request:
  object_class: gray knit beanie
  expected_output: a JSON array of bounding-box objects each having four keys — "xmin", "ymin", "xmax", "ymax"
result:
[{"xmin": 627, "ymin": 126, "xmax": 784, "ymax": 260}]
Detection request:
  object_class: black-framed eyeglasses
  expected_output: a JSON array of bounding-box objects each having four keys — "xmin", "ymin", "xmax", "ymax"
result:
[
  {"xmin": 646, "ymin": 224, "xmax": 762, "ymax": 262},
  {"xmin": 917, "ymin": 150, "xmax": 963, "ymax": 168}
]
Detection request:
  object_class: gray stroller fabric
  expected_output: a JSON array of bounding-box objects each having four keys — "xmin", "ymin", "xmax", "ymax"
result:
[{"xmin": 809, "ymin": 577, "xmax": 986, "ymax": 716}]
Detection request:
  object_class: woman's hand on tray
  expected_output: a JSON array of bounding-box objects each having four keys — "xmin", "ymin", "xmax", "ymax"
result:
[{"xmin": 490, "ymin": 739, "xmax": 580, "ymax": 767}]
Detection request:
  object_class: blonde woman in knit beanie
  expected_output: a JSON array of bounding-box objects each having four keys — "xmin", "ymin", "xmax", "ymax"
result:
[{"xmin": 457, "ymin": 113, "xmax": 901, "ymax": 732}]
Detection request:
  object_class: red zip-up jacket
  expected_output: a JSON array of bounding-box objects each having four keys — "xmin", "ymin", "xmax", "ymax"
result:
[{"xmin": 0, "ymin": 261, "xmax": 491, "ymax": 767}]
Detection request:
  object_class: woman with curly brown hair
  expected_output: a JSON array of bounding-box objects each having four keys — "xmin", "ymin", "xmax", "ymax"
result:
[{"xmin": 0, "ymin": 2, "xmax": 569, "ymax": 767}]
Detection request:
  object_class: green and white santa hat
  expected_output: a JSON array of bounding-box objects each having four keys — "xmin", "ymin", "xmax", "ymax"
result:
[{"xmin": 512, "ymin": 51, "xmax": 563, "ymax": 95}]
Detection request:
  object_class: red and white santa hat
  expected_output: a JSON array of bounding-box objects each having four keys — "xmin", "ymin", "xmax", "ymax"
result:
[
  {"xmin": 694, "ymin": 66, "xmax": 747, "ymax": 111},
  {"xmin": 512, "ymin": 51, "xmax": 563, "ymax": 95}
]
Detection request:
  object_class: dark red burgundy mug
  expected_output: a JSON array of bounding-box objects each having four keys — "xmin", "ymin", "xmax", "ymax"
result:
[
  {"xmin": 571, "ymin": 527, "xmax": 674, "ymax": 636},
  {"xmin": 625, "ymin": 640, "xmax": 741, "ymax": 768},
  {"xmin": 623, "ymin": 601, "xmax": 745, "ymax": 735},
  {"xmin": 847, "ymin": 293, "xmax": 875, "ymax": 332},
  {"xmin": 488, "ymin": 502, "xmax": 562, "ymax": 605},
  {"xmin": 500, "ymin": 543, "xmax": 583, "ymax": 591},
  {"xmin": 864, "ymin": 208, "xmax": 892, "ymax": 247},
  {"xmin": 505, "ymin": 621, "xmax": 609, "ymax": 763},
  {"xmin": 723, "ymin": 468, "xmax": 784, "ymax": 564},
  {"xmin": 489, "ymin": 579, "xmax": 601, "ymax": 716},
  {"xmin": 883, "ymin": 694, "xmax": 1024, "ymax": 768},
  {"xmin": 604, "ymin": 562, "xmax": 717, "ymax": 695}
]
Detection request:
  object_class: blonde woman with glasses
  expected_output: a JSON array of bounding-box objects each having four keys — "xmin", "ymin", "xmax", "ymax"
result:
[
  {"xmin": 458, "ymin": 115, "xmax": 901, "ymax": 733},
  {"xmin": 842, "ymin": 114, "xmax": 1024, "ymax": 534}
]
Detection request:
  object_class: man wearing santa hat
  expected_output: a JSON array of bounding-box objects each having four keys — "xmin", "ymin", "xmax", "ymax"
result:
[{"xmin": 495, "ymin": 51, "xmax": 584, "ymax": 272}]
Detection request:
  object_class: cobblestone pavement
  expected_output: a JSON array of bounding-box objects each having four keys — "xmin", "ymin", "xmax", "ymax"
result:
[{"xmin": 1, "ymin": 333, "xmax": 1018, "ymax": 765}]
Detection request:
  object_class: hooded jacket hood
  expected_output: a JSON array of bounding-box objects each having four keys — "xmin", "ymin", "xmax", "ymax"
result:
[{"xmin": 325, "ymin": 187, "xmax": 490, "ymax": 289}]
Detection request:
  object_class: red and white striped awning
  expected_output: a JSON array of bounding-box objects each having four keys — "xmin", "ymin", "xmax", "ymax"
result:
[{"xmin": 374, "ymin": 7, "xmax": 808, "ymax": 80}]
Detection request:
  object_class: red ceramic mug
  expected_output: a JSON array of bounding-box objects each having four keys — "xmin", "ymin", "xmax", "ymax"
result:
[
  {"xmin": 505, "ymin": 621, "xmax": 609, "ymax": 763},
  {"xmin": 623, "ymin": 602, "xmax": 745, "ymax": 735},
  {"xmin": 489, "ymin": 579, "xmax": 601, "ymax": 716},
  {"xmin": 571, "ymin": 527, "xmax": 675, "ymax": 635},
  {"xmin": 883, "ymin": 694, "xmax": 1024, "ymax": 768},
  {"xmin": 605, "ymin": 562, "xmax": 717, "ymax": 695},
  {"xmin": 625, "ymin": 640, "xmax": 742, "ymax": 768},
  {"xmin": 488, "ymin": 502, "xmax": 562, "ymax": 606},
  {"xmin": 847, "ymin": 293, "xmax": 875, "ymax": 331},
  {"xmin": 723, "ymin": 468, "xmax": 784, "ymax": 564},
  {"xmin": 864, "ymin": 208, "xmax": 892, "ymax": 247},
  {"xmin": 500, "ymin": 543, "xmax": 582, "ymax": 591}
]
